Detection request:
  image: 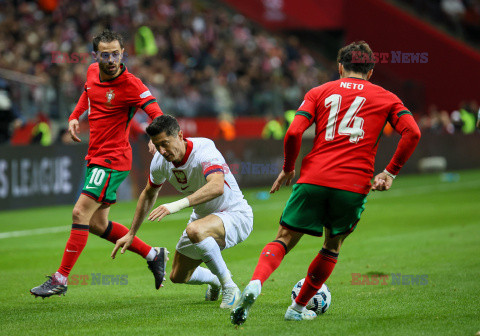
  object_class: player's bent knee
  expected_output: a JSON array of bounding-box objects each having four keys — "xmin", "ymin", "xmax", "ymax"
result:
[
  {"xmin": 185, "ymin": 223, "xmax": 204, "ymax": 243},
  {"xmin": 169, "ymin": 270, "xmax": 187, "ymax": 284},
  {"xmin": 72, "ymin": 207, "xmax": 86, "ymax": 223}
]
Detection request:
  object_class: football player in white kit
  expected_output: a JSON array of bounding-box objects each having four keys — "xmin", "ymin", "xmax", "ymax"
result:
[{"xmin": 112, "ymin": 115, "xmax": 253, "ymax": 309}]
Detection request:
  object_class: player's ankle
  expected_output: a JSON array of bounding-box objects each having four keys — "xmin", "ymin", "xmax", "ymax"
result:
[
  {"xmin": 249, "ymin": 279, "xmax": 262, "ymax": 288},
  {"xmin": 54, "ymin": 272, "xmax": 68, "ymax": 285},
  {"xmin": 145, "ymin": 247, "xmax": 157, "ymax": 261},
  {"xmin": 222, "ymin": 279, "xmax": 237, "ymax": 289},
  {"xmin": 290, "ymin": 302, "xmax": 306, "ymax": 313}
]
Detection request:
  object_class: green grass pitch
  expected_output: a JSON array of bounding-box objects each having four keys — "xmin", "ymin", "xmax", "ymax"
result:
[{"xmin": 1, "ymin": 170, "xmax": 479, "ymax": 335}]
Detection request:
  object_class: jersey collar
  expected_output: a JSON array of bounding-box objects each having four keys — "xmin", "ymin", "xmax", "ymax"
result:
[
  {"xmin": 99, "ymin": 63, "xmax": 127, "ymax": 83},
  {"xmin": 173, "ymin": 139, "xmax": 193, "ymax": 168}
]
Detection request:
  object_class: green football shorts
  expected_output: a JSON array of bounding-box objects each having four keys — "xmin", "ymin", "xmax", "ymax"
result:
[
  {"xmin": 81, "ymin": 165, "xmax": 129, "ymax": 204},
  {"xmin": 280, "ymin": 183, "xmax": 367, "ymax": 237}
]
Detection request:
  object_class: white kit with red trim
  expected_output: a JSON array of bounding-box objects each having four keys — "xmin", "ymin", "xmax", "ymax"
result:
[{"xmin": 149, "ymin": 138, "xmax": 250, "ymax": 217}]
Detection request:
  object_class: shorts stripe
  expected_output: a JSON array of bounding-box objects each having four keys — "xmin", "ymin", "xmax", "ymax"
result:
[{"xmin": 98, "ymin": 171, "xmax": 112, "ymax": 202}]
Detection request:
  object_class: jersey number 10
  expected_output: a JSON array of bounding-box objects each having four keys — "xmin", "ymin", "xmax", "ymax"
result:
[{"xmin": 325, "ymin": 94, "xmax": 366, "ymax": 143}]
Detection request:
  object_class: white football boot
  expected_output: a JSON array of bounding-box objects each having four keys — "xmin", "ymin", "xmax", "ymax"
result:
[
  {"xmin": 284, "ymin": 306, "xmax": 317, "ymax": 321},
  {"xmin": 230, "ymin": 280, "xmax": 262, "ymax": 325},
  {"xmin": 220, "ymin": 286, "xmax": 241, "ymax": 309}
]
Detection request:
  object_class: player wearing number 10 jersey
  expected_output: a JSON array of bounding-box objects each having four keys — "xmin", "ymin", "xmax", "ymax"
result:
[
  {"xmin": 31, "ymin": 30, "xmax": 167, "ymax": 299},
  {"xmin": 232, "ymin": 41, "xmax": 421, "ymax": 324}
]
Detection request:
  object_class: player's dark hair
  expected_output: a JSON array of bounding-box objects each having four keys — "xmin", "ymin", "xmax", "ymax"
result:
[
  {"xmin": 337, "ymin": 41, "xmax": 375, "ymax": 75},
  {"xmin": 146, "ymin": 115, "xmax": 180, "ymax": 137},
  {"xmin": 92, "ymin": 30, "xmax": 124, "ymax": 52}
]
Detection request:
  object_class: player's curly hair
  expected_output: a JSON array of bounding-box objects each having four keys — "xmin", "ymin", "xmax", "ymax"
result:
[
  {"xmin": 337, "ymin": 41, "xmax": 375, "ymax": 75},
  {"xmin": 92, "ymin": 30, "xmax": 124, "ymax": 52},
  {"xmin": 147, "ymin": 115, "xmax": 181, "ymax": 137}
]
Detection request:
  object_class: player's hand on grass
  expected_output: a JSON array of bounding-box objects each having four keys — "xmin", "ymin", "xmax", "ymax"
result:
[
  {"xmin": 111, "ymin": 233, "xmax": 134, "ymax": 259},
  {"xmin": 68, "ymin": 119, "xmax": 81, "ymax": 142},
  {"xmin": 148, "ymin": 139, "xmax": 156, "ymax": 155},
  {"xmin": 371, "ymin": 172, "xmax": 393, "ymax": 191},
  {"xmin": 148, "ymin": 205, "xmax": 171, "ymax": 222},
  {"xmin": 270, "ymin": 170, "xmax": 295, "ymax": 194}
]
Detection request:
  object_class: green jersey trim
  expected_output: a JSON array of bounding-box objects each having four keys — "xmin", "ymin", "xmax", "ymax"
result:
[{"xmin": 296, "ymin": 111, "xmax": 313, "ymax": 121}]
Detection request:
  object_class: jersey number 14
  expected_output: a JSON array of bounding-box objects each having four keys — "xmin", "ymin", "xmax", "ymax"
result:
[{"xmin": 325, "ymin": 94, "xmax": 366, "ymax": 143}]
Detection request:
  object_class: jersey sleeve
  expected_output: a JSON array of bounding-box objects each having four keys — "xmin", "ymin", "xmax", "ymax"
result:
[
  {"xmin": 69, "ymin": 85, "xmax": 89, "ymax": 121},
  {"xmin": 283, "ymin": 115, "xmax": 311, "ymax": 172},
  {"xmin": 385, "ymin": 114, "xmax": 421, "ymax": 175},
  {"xmin": 149, "ymin": 153, "xmax": 166, "ymax": 188},
  {"xmin": 129, "ymin": 77, "xmax": 163, "ymax": 120},
  {"xmin": 387, "ymin": 92, "xmax": 412, "ymax": 127},
  {"xmin": 295, "ymin": 89, "xmax": 317, "ymax": 123},
  {"xmin": 199, "ymin": 141, "xmax": 225, "ymax": 179}
]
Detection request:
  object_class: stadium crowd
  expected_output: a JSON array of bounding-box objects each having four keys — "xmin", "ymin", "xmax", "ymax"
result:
[
  {"xmin": 0, "ymin": 0, "xmax": 478, "ymax": 145},
  {"xmin": 0, "ymin": 0, "xmax": 332, "ymax": 122},
  {"xmin": 399, "ymin": 0, "xmax": 480, "ymax": 46}
]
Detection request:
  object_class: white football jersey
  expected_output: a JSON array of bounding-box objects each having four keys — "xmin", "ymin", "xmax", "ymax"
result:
[{"xmin": 149, "ymin": 138, "xmax": 251, "ymax": 217}]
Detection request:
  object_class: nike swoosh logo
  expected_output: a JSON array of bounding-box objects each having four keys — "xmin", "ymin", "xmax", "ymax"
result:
[
  {"xmin": 180, "ymin": 186, "xmax": 189, "ymax": 190},
  {"xmin": 66, "ymin": 249, "xmax": 77, "ymax": 252},
  {"xmin": 86, "ymin": 87, "xmax": 91, "ymax": 90},
  {"xmin": 228, "ymin": 293, "xmax": 237, "ymax": 305},
  {"xmin": 85, "ymin": 186, "xmax": 97, "ymax": 190}
]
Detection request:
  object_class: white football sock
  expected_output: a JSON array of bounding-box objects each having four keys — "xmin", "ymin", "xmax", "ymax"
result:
[
  {"xmin": 290, "ymin": 301, "xmax": 306, "ymax": 313},
  {"xmin": 194, "ymin": 237, "xmax": 236, "ymax": 288},
  {"xmin": 145, "ymin": 247, "xmax": 157, "ymax": 261},
  {"xmin": 186, "ymin": 266, "xmax": 221, "ymax": 287},
  {"xmin": 54, "ymin": 272, "xmax": 68, "ymax": 285}
]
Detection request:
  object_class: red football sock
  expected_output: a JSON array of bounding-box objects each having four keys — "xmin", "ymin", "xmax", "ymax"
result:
[
  {"xmin": 100, "ymin": 221, "xmax": 151, "ymax": 258},
  {"xmin": 295, "ymin": 248, "xmax": 338, "ymax": 306},
  {"xmin": 251, "ymin": 241, "xmax": 287, "ymax": 285},
  {"xmin": 57, "ymin": 224, "xmax": 89, "ymax": 277}
]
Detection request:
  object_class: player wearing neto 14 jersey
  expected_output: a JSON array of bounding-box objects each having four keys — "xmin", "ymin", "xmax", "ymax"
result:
[
  {"xmin": 112, "ymin": 115, "xmax": 253, "ymax": 309},
  {"xmin": 31, "ymin": 30, "xmax": 168, "ymax": 298},
  {"xmin": 231, "ymin": 41, "xmax": 421, "ymax": 324}
]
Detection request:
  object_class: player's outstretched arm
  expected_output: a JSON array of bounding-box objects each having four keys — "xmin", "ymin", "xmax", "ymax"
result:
[
  {"xmin": 68, "ymin": 119, "xmax": 81, "ymax": 142},
  {"xmin": 373, "ymin": 114, "xmax": 421, "ymax": 192},
  {"xmin": 148, "ymin": 172, "xmax": 224, "ymax": 222},
  {"xmin": 271, "ymin": 114, "xmax": 311, "ymax": 194},
  {"xmin": 111, "ymin": 183, "xmax": 161, "ymax": 258},
  {"xmin": 68, "ymin": 89, "xmax": 89, "ymax": 142}
]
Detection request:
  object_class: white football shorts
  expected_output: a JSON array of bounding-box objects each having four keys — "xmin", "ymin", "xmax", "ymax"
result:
[{"xmin": 176, "ymin": 207, "xmax": 254, "ymax": 260}]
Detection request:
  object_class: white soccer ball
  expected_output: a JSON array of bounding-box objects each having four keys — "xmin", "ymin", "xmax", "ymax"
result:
[{"xmin": 291, "ymin": 278, "xmax": 331, "ymax": 314}]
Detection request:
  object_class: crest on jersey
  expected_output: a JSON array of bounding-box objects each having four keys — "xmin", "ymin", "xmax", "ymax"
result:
[
  {"xmin": 106, "ymin": 89, "xmax": 115, "ymax": 104},
  {"xmin": 172, "ymin": 169, "xmax": 187, "ymax": 184}
]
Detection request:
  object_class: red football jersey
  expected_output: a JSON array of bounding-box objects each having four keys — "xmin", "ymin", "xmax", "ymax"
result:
[
  {"xmin": 296, "ymin": 77, "xmax": 411, "ymax": 194},
  {"xmin": 69, "ymin": 63, "xmax": 163, "ymax": 171}
]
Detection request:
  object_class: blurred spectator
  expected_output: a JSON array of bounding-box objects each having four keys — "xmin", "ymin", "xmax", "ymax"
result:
[
  {"xmin": 0, "ymin": 79, "xmax": 23, "ymax": 144},
  {"xmin": 459, "ymin": 101, "xmax": 477, "ymax": 134},
  {"xmin": 400, "ymin": 0, "xmax": 480, "ymax": 46},
  {"xmin": 31, "ymin": 113, "xmax": 52, "ymax": 145}
]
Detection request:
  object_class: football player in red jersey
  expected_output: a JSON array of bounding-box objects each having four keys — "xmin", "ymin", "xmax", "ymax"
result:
[
  {"xmin": 31, "ymin": 30, "xmax": 167, "ymax": 298},
  {"xmin": 231, "ymin": 41, "xmax": 421, "ymax": 324}
]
